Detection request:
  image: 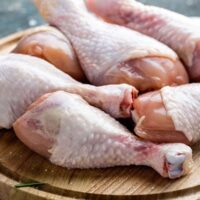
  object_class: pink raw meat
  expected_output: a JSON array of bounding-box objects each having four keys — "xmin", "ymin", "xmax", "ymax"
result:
[
  {"xmin": 34, "ymin": 0, "xmax": 188, "ymax": 92},
  {"xmin": 13, "ymin": 91, "xmax": 193, "ymax": 179},
  {"xmin": 87, "ymin": 0, "xmax": 200, "ymax": 81}
]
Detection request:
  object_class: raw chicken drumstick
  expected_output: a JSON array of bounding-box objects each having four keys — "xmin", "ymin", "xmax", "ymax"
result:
[
  {"xmin": 34, "ymin": 0, "xmax": 188, "ymax": 92},
  {"xmin": 133, "ymin": 84, "xmax": 200, "ymax": 145},
  {"xmin": 13, "ymin": 91, "xmax": 193, "ymax": 179},
  {"xmin": 0, "ymin": 54, "xmax": 137, "ymax": 129},
  {"xmin": 13, "ymin": 26, "xmax": 86, "ymax": 82},
  {"xmin": 87, "ymin": 0, "xmax": 200, "ymax": 81}
]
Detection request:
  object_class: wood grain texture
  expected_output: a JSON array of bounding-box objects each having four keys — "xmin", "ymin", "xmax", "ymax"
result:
[{"xmin": 0, "ymin": 27, "xmax": 200, "ymax": 200}]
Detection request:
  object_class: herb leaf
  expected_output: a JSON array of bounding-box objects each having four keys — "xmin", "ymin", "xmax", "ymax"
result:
[{"xmin": 15, "ymin": 182, "xmax": 44, "ymax": 188}]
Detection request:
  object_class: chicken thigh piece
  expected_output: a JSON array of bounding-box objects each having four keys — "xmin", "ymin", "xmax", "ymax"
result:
[
  {"xmin": 133, "ymin": 84, "xmax": 200, "ymax": 145},
  {"xmin": 87, "ymin": 0, "xmax": 200, "ymax": 81},
  {"xmin": 0, "ymin": 54, "xmax": 137, "ymax": 129},
  {"xmin": 13, "ymin": 91, "xmax": 193, "ymax": 179},
  {"xmin": 34, "ymin": 0, "xmax": 188, "ymax": 92},
  {"xmin": 13, "ymin": 26, "xmax": 86, "ymax": 81}
]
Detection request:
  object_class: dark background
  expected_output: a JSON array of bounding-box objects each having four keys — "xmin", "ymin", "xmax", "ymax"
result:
[{"xmin": 0, "ymin": 0, "xmax": 200, "ymax": 38}]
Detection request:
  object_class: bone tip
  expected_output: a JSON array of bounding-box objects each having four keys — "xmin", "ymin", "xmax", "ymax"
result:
[{"xmin": 166, "ymin": 150, "xmax": 194, "ymax": 179}]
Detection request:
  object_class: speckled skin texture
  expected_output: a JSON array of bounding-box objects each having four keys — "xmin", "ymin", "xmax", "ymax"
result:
[
  {"xmin": 14, "ymin": 91, "xmax": 193, "ymax": 179},
  {"xmin": 86, "ymin": 0, "xmax": 200, "ymax": 80},
  {"xmin": 1, "ymin": 0, "xmax": 200, "ymax": 39},
  {"xmin": 0, "ymin": 54, "xmax": 137, "ymax": 128},
  {"xmin": 34, "ymin": 0, "xmax": 189, "ymax": 92},
  {"xmin": 161, "ymin": 84, "xmax": 200, "ymax": 143}
]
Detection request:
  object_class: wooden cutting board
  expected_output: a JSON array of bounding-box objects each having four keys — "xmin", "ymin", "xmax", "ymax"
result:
[{"xmin": 0, "ymin": 26, "xmax": 200, "ymax": 200}]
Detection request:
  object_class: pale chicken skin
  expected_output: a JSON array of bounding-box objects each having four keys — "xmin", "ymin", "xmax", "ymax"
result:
[
  {"xmin": 133, "ymin": 84, "xmax": 200, "ymax": 145},
  {"xmin": 0, "ymin": 54, "xmax": 137, "ymax": 129},
  {"xmin": 34, "ymin": 0, "xmax": 188, "ymax": 92},
  {"xmin": 13, "ymin": 26, "xmax": 86, "ymax": 81},
  {"xmin": 87, "ymin": 0, "xmax": 200, "ymax": 81},
  {"xmin": 192, "ymin": 18, "xmax": 200, "ymax": 25},
  {"xmin": 13, "ymin": 91, "xmax": 193, "ymax": 179}
]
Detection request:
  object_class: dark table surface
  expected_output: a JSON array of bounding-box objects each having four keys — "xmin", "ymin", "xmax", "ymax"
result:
[{"xmin": 0, "ymin": 0, "xmax": 200, "ymax": 38}]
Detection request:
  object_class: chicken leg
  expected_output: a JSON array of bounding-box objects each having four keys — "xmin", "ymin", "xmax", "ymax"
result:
[
  {"xmin": 133, "ymin": 84, "xmax": 200, "ymax": 144},
  {"xmin": 13, "ymin": 26, "xmax": 86, "ymax": 82},
  {"xmin": 0, "ymin": 53, "xmax": 137, "ymax": 129},
  {"xmin": 86, "ymin": 0, "xmax": 200, "ymax": 81},
  {"xmin": 13, "ymin": 91, "xmax": 193, "ymax": 179},
  {"xmin": 34, "ymin": 0, "xmax": 188, "ymax": 92}
]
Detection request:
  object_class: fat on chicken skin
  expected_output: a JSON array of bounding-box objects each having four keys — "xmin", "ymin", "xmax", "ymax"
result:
[
  {"xmin": 13, "ymin": 91, "xmax": 193, "ymax": 179},
  {"xmin": 34, "ymin": 0, "xmax": 188, "ymax": 92},
  {"xmin": 86, "ymin": 0, "xmax": 200, "ymax": 81},
  {"xmin": 0, "ymin": 53, "xmax": 137, "ymax": 129},
  {"xmin": 133, "ymin": 84, "xmax": 200, "ymax": 145},
  {"xmin": 13, "ymin": 26, "xmax": 86, "ymax": 81}
]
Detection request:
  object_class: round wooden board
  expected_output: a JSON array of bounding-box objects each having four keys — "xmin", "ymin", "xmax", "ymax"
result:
[{"xmin": 1, "ymin": 26, "xmax": 200, "ymax": 200}]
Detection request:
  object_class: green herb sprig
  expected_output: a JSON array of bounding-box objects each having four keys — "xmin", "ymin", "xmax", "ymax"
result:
[{"xmin": 15, "ymin": 182, "xmax": 44, "ymax": 188}]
